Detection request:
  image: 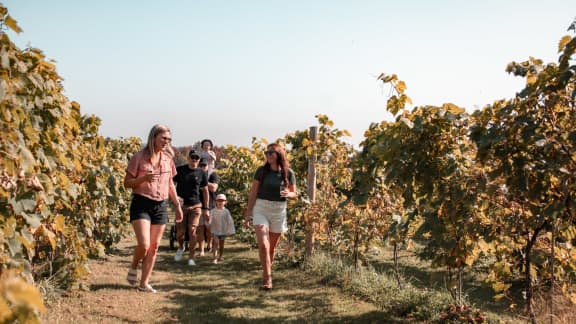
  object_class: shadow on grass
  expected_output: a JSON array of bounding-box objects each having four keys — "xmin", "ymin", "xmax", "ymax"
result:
[
  {"xmin": 159, "ymin": 281, "xmax": 397, "ymax": 324},
  {"xmin": 152, "ymin": 229, "xmax": 394, "ymax": 324}
]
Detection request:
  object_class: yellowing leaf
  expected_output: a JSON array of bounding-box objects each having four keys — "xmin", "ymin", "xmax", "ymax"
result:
[
  {"xmin": 526, "ymin": 71, "xmax": 537, "ymax": 85},
  {"xmin": 306, "ymin": 146, "xmax": 313, "ymax": 156},
  {"xmin": 0, "ymin": 298, "xmax": 13, "ymax": 323},
  {"xmin": 492, "ymin": 282, "xmax": 511, "ymax": 292},
  {"xmin": 42, "ymin": 227, "xmax": 57, "ymax": 250},
  {"xmin": 494, "ymin": 293, "xmax": 505, "ymax": 301},
  {"xmin": 464, "ymin": 253, "xmax": 476, "ymax": 266},
  {"xmin": 406, "ymin": 239, "xmax": 414, "ymax": 251},
  {"xmin": 569, "ymin": 293, "xmax": 576, "ymax": 305},
  {"xmin": 53, "ymin": 214, "xmax": 66, "ymax": 234},
  {"xmin": 4, "ymin": 15, "xmax": 23, "ymax": 34},
  {"xmin": 396, "ymin": 80, "xmax": 407, "ymax": 93},
  {"xmin": 0, "ymin": 270, "xmax": 45, "ymax": 314},
  {"xmin": 71, "ymin": 101, "xmax": 81, "ymax": 111},
  {"xmin": 75, "ymin": 263, "xmax": 90, "ymax": 278},
  {"xmin": 558, "ymin": 35, "xmax": 572, "ymax": 53}
]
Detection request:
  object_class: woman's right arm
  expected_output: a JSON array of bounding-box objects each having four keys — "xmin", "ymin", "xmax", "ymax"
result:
[
  {"xmin": 124, "ymin": 172, "xmax": 153, "ymax": 189},
  {"xmin": 243, "ymin": 179, "xmax": 260, "ymax": 227}
]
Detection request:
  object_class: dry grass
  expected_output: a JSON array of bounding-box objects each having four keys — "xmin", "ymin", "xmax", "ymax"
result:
[
  {"xmin": 532, "ymin": 287, "xmax": 576, "ymax": 324},
  {"xmin": 42, "ymin": 230, "xmax": 386, "ymax": 324}
]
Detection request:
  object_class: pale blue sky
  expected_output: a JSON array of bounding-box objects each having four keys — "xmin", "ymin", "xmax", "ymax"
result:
[{"xmin": 5, "ymin": 1, "xmax": 575, "ymax": 148}]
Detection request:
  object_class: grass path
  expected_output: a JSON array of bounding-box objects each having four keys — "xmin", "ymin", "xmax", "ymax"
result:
[{"xmin": 43, "ymin": 230, "xmax": 388, "ymax": 323}]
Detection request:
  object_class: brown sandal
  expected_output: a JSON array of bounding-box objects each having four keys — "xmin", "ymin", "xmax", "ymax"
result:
[
  {"xmin": 260, "ymin": 284, "xmax": 273, "ymax": 291},
  {"xmin": 126, "ymin": 268, "xmax": 138, "ymax": 286}
]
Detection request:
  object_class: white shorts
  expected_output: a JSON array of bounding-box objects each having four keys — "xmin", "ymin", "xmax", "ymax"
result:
[{"xmin": 252, "ymin": 198, "xmax": 288, "ymax": 233}]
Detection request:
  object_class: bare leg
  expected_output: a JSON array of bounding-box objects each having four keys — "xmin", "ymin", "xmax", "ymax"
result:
[
  {"xmin": 255, "ymin": 225, "xmax": 272, "ymax": 288},
  {"xmin": 268, "ymin": 232, "xmax": 282, "ymax": 263},
  {"xmin": 212, "ymin": 236, "xmax": 219, "ymax": 261},
  {"xmin": 218, "ymin": 238, "xmax": 225, "ymax": 260},
  {"xmin": 176, "ymin": 216, "xmax": 186, "ymax": 250},
  {"xmin": 205, "ymin": 227, "xmax": 212, "ymax": 251},
  {"xmin": 197, "ymin": 225, "xmax": 206, "ymax": 255},
  {"xmin": 140, "ymin": 224, "xmax": 165, "ymax": 288},
  {"xmin": 188, "ymin": 225, "xmax": 198, "ymax": 258},
  {"xmin": 131, "ymin": 220, "xmax": 151, "ymax": 270},
  {"xmin": 186, "ymin": 207, "xmax": 201, "ymax": 261}
]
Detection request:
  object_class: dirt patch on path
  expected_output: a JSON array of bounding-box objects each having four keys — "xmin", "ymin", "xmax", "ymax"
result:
[{"xmin": 43, "ymin": 230, "xmax": 386, "ymax": 323}]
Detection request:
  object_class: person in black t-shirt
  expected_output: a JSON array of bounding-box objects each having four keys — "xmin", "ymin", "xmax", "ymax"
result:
[
  {"xmin": 172, "ymin": 150, "xmax": 209, "ymax": 266},
  {"xmin": 197, "ymin": 158, "xmax": 219, "ymax": 254},
  {"xmin": 244, "ymin": 143, "xmax": 297, "ymax": 290}
]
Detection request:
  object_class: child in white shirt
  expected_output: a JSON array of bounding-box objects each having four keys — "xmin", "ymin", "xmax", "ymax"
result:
[
  {"xmin": 210, "ymin": 194, "xmax": 235, "ymax": 264},
  {"xmin": 199, "ymin": 139, "xmax": 216, "ymax": 175}
]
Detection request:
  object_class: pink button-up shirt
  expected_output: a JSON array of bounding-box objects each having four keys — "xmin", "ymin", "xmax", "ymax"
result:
[{"xmin": 126, "ymin": 149, "xmax": 176, "ymax": 201}]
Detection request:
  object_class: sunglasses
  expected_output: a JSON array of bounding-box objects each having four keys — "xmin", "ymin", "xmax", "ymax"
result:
[
  {"xmin": 264, "ymin": 150, "xmax": 276, "ymax": 155},
  {"xmin": 189, "ymin": 156, "xmax": 200, "ymax": 160},
  {"xmin": 161, "ymin": 136, "xmax": 172, "ymax": 142}
]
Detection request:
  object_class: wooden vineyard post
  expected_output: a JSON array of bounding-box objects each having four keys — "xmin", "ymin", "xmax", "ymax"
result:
[{"xmin": 305, "ymin": 126, "xmax": 318, "ymax": 257}]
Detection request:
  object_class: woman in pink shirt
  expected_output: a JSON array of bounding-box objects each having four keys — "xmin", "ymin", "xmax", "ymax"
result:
[{"xmin": 124, "ymin": 124, "xmax": 183, "ymax": 293}]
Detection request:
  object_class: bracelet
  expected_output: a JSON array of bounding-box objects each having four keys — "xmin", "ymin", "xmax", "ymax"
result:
[{"xmin": 202, "ymin": 207, "xmax": 209, "ymax": 210}]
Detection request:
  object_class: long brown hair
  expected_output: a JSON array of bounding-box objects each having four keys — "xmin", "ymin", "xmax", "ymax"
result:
[{"xmin": 263, "ymin": 143, "xmax": 290, "ymax": 184}]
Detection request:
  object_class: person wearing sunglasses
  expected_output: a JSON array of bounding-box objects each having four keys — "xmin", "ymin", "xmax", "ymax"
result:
[
  {"xmin": 124, "ymin": 124, "xmax": 184, "ymax": 293},
  {"xmin": 244, "ymin": 143, "xmax": 297, "ymax": 290},
  {"xmin": 197, "ymin": 158, "xmax": 219, "ymax": 255},
  {"xmin": 172, "ymin": 149, "xmax": 210, "ymax": 266}
]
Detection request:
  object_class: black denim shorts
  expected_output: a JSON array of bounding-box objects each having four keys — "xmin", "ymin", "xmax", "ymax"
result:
[{"xmin": 129, "ymin": 194, "xmax": 168, "ymax": 225}]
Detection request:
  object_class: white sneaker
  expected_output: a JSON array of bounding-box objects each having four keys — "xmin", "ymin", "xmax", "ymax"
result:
[
  {"xmin": 137, "ymin": 284, "xmax": 157, "ymax": 293},
  {"xmin": 187, "ymin": 259, "xmax": 196, "ymax": 266},
  {"xmin": 174, "ymin": 248, "xmax": 184, "ymax": 261}
]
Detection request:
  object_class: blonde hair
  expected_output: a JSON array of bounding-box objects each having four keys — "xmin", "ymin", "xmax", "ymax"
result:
[{"xmin": 145, "ymin": 124, "xmax": 174, "ymax": 158}]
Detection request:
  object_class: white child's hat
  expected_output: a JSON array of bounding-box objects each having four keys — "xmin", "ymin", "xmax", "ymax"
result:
[{"xmin": 215, "ymin": 194, "xmax": 226, "ymax": 201}]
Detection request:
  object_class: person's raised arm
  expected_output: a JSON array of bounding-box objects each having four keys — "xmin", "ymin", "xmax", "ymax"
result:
[
  {"xmin": 124, "ymin": 171, "xmax": 155, "ymax": 189},
  {"xmin": 280, "ymin": 182, "xmax": 297, "ymax": 199}
]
